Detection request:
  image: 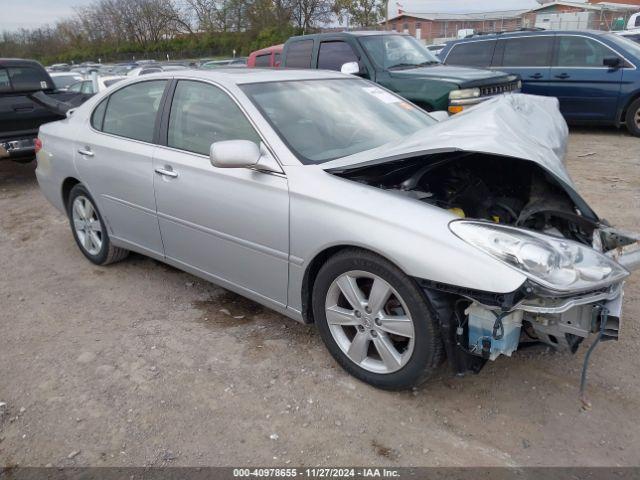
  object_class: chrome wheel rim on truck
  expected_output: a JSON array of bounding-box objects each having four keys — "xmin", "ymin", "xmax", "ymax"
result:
[{"xmin": 325, "ymin": 271, "xmax": 415, "ymax": 374}]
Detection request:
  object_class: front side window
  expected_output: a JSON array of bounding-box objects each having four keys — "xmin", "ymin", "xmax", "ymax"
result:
[
  {"xmin": 168, "ymin": 80, "xmax": 260, "ymax": 156},
  {"xmin": 317, "ymin": 41, "xmax": 359, "ymax": 70},
  {"xmin": 285, "ymin": 40, "xmax": 314, "ymax": 68},
  {"xmin": 242, "ymin": 78, "xmax": 436, "ymax": 164},
  {"xmin": 255, "ymin": 54, "xmax": 271, "ymax": 67},
  {"xmin": 359, "ymin": 34, "xmax": 440, "ymax": 69},
  {"xmin": 555, "ymin": 36, "xmax": 616, "ymax": 67},
  {"xmin": 102, "ymin": 80, "xmax": 166, "ymax": 143},
  {"xmin": 445, "ymin": 40, "xmax": 496, "ymax": 67},
  {"xmin": 501, "ymin": 36, "xmax": 554, "ymax": 67}
]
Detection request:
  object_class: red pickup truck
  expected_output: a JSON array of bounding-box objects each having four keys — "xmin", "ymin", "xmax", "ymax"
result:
[{"xmin": 247, "ymin": 44, "xmax": 283, "ymax": 68}]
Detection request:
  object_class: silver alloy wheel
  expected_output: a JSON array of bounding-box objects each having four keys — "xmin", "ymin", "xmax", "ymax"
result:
[
  {"xmin": 635, "ymin": 108, "xmax": 640, "ymax": 128},
  {"xmin": 325, "ymin": 270, "xmax": 415, "ymax": 374},
  {"xmin": 72, "ymin": 195, "xmax": 103, "ymax": 256}
]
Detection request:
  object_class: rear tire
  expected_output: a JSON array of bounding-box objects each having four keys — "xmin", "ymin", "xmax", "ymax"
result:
[
  {"xmin": 67, "ymin": 184, "xmax": 129, "ymax": 265},
  {"xmin": 312, "ymin": 249, "xmax": 444, "ymax": 390},
  {"xmin": 624, "ymin": 98, "xmax": 640, "ymax": 137}
]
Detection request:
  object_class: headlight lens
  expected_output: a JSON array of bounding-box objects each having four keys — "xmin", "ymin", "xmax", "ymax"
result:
[
  {"xmin": 449, "ymin": 220, "xmax": 629, "ymax": 292},
  {"xmin": 449, "ymin": 88, "xmax": 480, "ymax": 100}
]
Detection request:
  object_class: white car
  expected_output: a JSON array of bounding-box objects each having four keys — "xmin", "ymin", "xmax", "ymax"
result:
[
  {"xmin": 49, "ymin": 72, "xmax": 84, "ymax": 90},
  {"xmin": 67, "ymin": 76, "xmax": 126, "ymax": 94}
]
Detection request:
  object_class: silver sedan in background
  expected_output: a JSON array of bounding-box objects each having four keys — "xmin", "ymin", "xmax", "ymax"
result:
[{"xmin": 35, "ymin": 69, "xmax": 639, "ymax": 390}]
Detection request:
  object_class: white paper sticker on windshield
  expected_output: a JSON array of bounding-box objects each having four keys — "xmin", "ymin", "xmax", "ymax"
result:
[{"xmin": 362, "ymin": 86, "xmax": 400, "ymax": 104}]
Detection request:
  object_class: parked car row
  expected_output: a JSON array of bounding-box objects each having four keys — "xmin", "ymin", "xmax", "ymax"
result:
[
  {"xmin": 244, "ymin": 28, "xmax": 640, "ymax": 136},
  {"xmin": 34, "ymin": 67, "xmax": 639, "ymax": 391},
  {"xmin": 438, "ymin": 30, "xmax": 640, "ymax": 136}
]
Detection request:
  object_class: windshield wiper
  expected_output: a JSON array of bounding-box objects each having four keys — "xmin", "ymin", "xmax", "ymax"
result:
[{"xmin": 418, "ymin": 61, "xmax": 440, "ymax": 66}]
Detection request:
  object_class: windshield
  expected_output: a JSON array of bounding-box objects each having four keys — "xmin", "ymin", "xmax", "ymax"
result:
[
  {"xmin": 241, "ymin": 78, "xmax": 436, "ymax": 164},
  {"xmin": 359, "ymin": 35, "xmax": 440, "ymax": 69},
  {"xmin": 52, "ymin": 75, "xmax": 80, "ymax": 89},
  {"xmin": 605, "ymin": 33, "xmax": 640, "ymax": 59}
]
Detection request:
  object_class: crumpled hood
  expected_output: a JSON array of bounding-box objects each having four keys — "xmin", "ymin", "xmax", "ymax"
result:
[
  {"xmin": 389, "ymin": 64, "xmax": 513, "ymax": 87},
  {"xmin": 323, "ymin": 93, "xmax": 571, "ymax": 186}
]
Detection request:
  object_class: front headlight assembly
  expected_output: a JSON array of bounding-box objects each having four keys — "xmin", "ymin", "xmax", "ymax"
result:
[
  {"xmin": 449, "ymin": 88, "xmax": 480, "ymax": 101},
  {"xmin": 449, "ymin": 220, "xmax": 629, "ymax": 293}
]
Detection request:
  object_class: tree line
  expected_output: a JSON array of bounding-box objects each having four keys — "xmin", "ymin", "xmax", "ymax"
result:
[{"xmin": 0, "ymin": 0, "xmax": 385, "ymax": 64}]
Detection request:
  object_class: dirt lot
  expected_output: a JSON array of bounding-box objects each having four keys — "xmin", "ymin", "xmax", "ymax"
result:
[{"xmin": 1, "ymin": 128, "xmax": 639, "ymax": 468}]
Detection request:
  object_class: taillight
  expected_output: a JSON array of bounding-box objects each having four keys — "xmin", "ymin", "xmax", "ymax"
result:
[{"xmin": 34, "ymin": 138, "xmax": 43, "ymax": 153}]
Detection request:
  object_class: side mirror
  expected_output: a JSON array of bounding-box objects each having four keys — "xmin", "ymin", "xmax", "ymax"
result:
[
  {"xmin": 340, "ymin": 61, "xmax": 360, "ymax": 75},
  {"xmin": 210, "ymin": 140, "xmax": 261, "ymax": 168},
  {"xmin": 429, "ymin": 111, "xmax": 450, "ymax": 122},
  {"xmin": 603, "ymin": 57, "xmax": 622, "ymax": 69}
]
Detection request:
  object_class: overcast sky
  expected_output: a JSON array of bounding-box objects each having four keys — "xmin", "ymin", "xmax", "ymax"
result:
[{"xmin": 0, "ymin": 0, "xmax": 93, "ymax": 31}]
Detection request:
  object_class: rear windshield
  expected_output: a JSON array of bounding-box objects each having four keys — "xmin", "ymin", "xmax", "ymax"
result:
[{"xmin": 0, "ymin": 66, "xmax": 53, "ymax": 92}]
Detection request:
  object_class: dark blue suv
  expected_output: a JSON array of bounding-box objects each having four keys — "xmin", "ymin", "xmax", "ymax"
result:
[{"xmin": 439, "ymin": 30, "xmax": 640, "ymax": 136}]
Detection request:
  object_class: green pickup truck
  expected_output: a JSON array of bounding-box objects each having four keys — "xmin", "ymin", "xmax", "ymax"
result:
[{"xmin": 280, "ymin": 31, "xmax": 521, "ymax": 113}]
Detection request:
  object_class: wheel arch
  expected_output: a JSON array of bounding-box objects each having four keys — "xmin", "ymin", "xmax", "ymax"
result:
[
  {"xmin": 300, "ymin": 244, "xmax": 408, "ymax": 324},
  {"xmin": 619, "ymin": 90, "xmax": 640, "ymax": 125},
  {"xmin": 61, "ymin": 177, "xmax": 81, "ymax": 209}
]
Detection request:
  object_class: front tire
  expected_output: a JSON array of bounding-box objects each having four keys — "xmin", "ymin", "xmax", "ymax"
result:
[
  {"xmin": 625, "ymin": 98, "xmax": 640, "ymax": 137},
  {"xmin": 67, "ymin": 184, "xmax": 129, "ymax": 265},
  {"xmin": 312, "ymin": 249, "xmax": 443, "ymax": 390}
]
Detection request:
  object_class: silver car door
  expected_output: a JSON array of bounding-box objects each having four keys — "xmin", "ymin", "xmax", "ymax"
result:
[
  {"xmin": 74, "ymin": 79, "xmax": 168, "ymax": 257},
  {"xmin": 152, "ymin": 80, "xmax": 289, "ymax": 306}
]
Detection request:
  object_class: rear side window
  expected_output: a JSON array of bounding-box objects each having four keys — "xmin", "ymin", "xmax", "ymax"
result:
[
  {"xmin": 274, "ymin": 53, "xmax": 281, "ymax": 66},
  {"xmin": 91, "ymin": 99, "xmax": 108, "ymax": 130},
  {"xmin": 445, "ymin": 40, "xmax": 496, "ymax": 67},
  {"xmin": 167, "ymin": 80, "xmax": 260, "ymax": 156},
  {"xmin": 286, "ymin": 40, "xmax": 313, "ymax": 68},
  {"xmin": 1, "ymin": 66, "xmax": 53, "ymax": 92},
  {"xmin": 0, "ymin": 69, "xmax": 10, "ymax": 93},
  {"xmin": 500, "ymin": 37, "xmax": 554, "ymax": 67},
  {"xmin": 317, "ymin": 41, "xmax": 359, "ymax": 70},
  {"xmin": 254, "ymin": 54, "xmax": 271, "ymax": 67},
  {"xmin": 555, "ymin": 36, "xmax": 616, "ymax": 67},
  {"xmin": 102, "ymin": 80, "xmax": 166, "ymax": 143}
]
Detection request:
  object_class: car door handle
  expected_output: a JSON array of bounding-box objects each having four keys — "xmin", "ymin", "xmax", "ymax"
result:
[
  {"xmin": 529, "ymin": 73, "xmax": 543, "ymax": 79},
  {"xmin": 77, "ymin": 148, "xmax": 94, "ymax": 157},
  {"xmin": 554, "ymin": 73, "xmax": 570, "ymax": 79},
  {"xmin": 155, "ymin": 167, "xmax": 178, "ymax": 178}
]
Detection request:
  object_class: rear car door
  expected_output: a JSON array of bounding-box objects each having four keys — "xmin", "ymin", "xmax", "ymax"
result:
[
  {"xmin": 549, "ymin": 35, "xmax": 623, "ymax": 122},
  {"xmin": 74, "ymin": 80, "xmax": 168, "ymax": 257},
  {"xmin": 492, "ymin": 35, "xmax": 554, "ymax": 95},
  {"xmin": 152, "ymin": 80, "xmax": 290, "ymax": 306}
]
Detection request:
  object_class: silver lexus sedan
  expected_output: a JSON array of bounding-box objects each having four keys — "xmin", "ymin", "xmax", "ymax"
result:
[{"xmin": 36, "ymin": 69, "xmax": 639, "ymax": 390}]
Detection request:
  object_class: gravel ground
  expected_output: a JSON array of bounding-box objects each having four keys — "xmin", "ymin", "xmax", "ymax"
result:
[{"xmin": 0, "ymin": 127, "xmax": 639, "ymax": 468}]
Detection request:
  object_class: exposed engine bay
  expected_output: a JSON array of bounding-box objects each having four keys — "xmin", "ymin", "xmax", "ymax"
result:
[
  {"xmin": 334, "ymin": 152, "xmax": 599, "ymax": 245},
  {"xmin": 332, "ymin": 152, "xmax": 638, "ymax": 378}
]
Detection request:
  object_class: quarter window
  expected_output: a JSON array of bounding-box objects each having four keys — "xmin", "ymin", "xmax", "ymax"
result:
[
  {"xmin": 167, "ymin": 80, "xmax": 260, "ymax": 156},
  {"xmin": 317, "ymin": 41, "xmax": 359, "ymax": 71},
  {"xmin": 91, "ymin": 99, "xmax": 108, "ymax": 131},
  {"xmin": 501, "ymin": 37, "xmax": 553, "ymax": 67},
  {"xmin": 555, "ymin": 36, "xmax": 616, "ymax": 67},
  {"xmin": 286, "ymin": 40, "xmax": 314, "ymax": 68},
  {"xmin": 445, "ymin": 40, "xmax": 496, "ymax": 67},
  {"xmin": 102, "ymin": 80, "xmax": 166, "ymax": 143}
]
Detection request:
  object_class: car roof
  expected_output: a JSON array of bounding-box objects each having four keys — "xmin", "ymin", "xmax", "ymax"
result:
[
  {"xmin": 450, "ymin": 29, "xmax": 610, "ymax": 43},
  {"xmin": 133, "ymin": 68, "xmax": 347, "ymax": 85},
  {"xmin": 289, "ymin": 30, "xmax": 408, "ymax": 41},
  {"xmin": 0, "ymin": 58, "xmax": 45, "ymax": 68}
]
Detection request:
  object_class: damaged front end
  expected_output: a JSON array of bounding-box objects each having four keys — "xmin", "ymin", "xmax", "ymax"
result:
[{"xmin": 324, "ymin": 94, "xmax": 638, "ymax": 376}]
